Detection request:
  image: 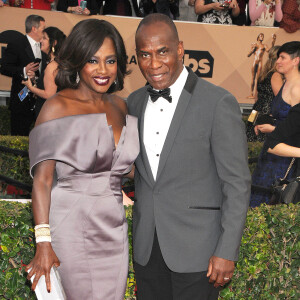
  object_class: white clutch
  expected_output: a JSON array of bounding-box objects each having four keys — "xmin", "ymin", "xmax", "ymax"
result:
[{"xmin": 28, "ymin": 266, "xmax": 66, "ymax": 300}]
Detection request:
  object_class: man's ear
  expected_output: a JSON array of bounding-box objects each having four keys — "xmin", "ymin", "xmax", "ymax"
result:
[{"xmin": 178, "ymin": 41, "xmax": 184, "ymax": 61}]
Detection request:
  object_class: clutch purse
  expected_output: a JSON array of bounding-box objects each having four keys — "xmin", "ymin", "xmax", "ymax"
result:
[
  {"xmin": 28, "ymin": 266, "xmax": 66, "ymax": 300},
  {"xmin": 271, "ymin": 158, "xmax": 300, "ymax": 205},
  {"xmin": 248, "ymin": 110, "xmax": 276, "ymax": 126}
]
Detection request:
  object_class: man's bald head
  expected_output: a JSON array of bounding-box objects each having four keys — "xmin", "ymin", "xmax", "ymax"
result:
[{"xmin": 136, "ymin": 13, "xmax": 179, "ymax": 44}]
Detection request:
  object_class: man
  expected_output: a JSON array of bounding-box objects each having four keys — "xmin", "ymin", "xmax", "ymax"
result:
[
  {"xmin": 127, "ymin": 13, "xmax": 251, "ymax": 299},
  {"xmin": 247, "ymin": 33, "xmax": 276, "ymax": 99},
  {"xmin": 1, "ymin": 15, "xmax": 46, "ymax": 135}
]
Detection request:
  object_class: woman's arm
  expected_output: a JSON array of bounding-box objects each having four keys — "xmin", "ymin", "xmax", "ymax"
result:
[
  {"xmin": 271, "ymin": 72, "xmax": 283, "ymax": 96},
  {"xmin": 22, "ymin": 61, "xmax": 58, "ymax": 100},
  {"xmin": 274, "ymin": 0, "xmax": 283, "ymax": 22},
  {"xmin": 268, "ymin": 143, "xmax": 300, "ymax": 157},
  {"xmin": 195, "ymin": 0, "xmax": 224, "ymax": 15},
  {"xmin": 249, "ymin": 0, "xmax": 267, "ymax": 23},
  {"xmin": 25, "ymin": 160, "xmax": 60, "ymax": 292},
  {"xmin": 230, "ymin": 0, "xmax": 240, "ymax": 17}
]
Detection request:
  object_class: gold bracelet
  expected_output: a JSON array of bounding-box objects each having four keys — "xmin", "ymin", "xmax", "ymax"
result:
[{"xmin": 35, "ymin": 227, "xmax": 51, "ymax": 238}]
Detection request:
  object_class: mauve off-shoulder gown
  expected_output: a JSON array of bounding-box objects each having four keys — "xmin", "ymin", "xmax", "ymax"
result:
[{"xmin": 29, "ymin": 114, "xmax": 139, "ymax": 300}]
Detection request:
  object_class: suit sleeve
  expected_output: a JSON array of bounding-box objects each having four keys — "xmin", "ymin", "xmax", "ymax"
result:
[
  {"xmin": 211, "ymin": 94, "xmax": 251, "ymax": 261},
  {"xmin": 0, "ymin": 42, "xmax": 24, "ymax": 78}
]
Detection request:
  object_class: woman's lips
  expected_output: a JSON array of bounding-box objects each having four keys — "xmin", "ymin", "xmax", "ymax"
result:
[{"xmin": 93, "ymin": 76, "xmax": 110, "ymax": 86}]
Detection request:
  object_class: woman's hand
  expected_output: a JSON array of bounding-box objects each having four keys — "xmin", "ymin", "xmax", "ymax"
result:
[
  {"xmin": 69, "ymin": 5, "xmax": 83, "ymax": 14},
  {"xmin": 255, "ymin": 124, "xmax": 275, "ymax": 134},
  {"xmin": 25, "ymin": 242, "xmax": 60, "ymax": 292},
  {"xmin": 122, "ymin": 190, "xmax": 134, "ymax": 207},
  {"xmin": 212, "ymin": 2, "xmax": 225, "ymax": 10},
  {"xmin": 83, "ymin": 8, "xmax": 90, "ymax": 15},
  {"xmin": 22, "ymin": 78, "xmax": 33, "ymax": 89}
]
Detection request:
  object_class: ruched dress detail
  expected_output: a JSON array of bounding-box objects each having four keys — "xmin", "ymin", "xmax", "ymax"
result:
[{"xmin": 29, "ymin": 114, "xmax": 139, "ymax": 300}]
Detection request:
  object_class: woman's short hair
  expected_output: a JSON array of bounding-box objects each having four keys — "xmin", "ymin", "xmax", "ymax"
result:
[
  {"xmin": 43, "ymin": 27, "xmax": 66, "ymax": 61},
  {"xmin": 277, "ymin": 41, "xmax": 300, "ymax": 71},
  {"xmin": 55, "ymin": 19, "xmax": 129, "ymax": 92}
]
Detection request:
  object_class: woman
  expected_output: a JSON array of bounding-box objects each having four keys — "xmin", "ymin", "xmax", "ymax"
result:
[
  {"xmin": 25, "ymin": 19, "xmax": 139, "ymax": 300},
  {"xmin": 246, "ymin": 46, "xmax": 283, "ymax": 142},
  {"xmin": 249, "ymin": 0, "xmax": 282, "ymax": 26},
  {"xmin": 250, "ymin": 41, "xmax": 300, "ymax": 207},
  {"xmin": 22, "ymin": 27, "xmax": 66, "ymax": 119},
  {"xmin": 56, "ymin": 0, "xmax": 101, "ymax": 15},
  {"xmin": 267, "ymin": 103, "xmax": 300, "ymax": 203},
  {"xmin": 195, "ymin": 0, "xmax": 240, "ymax": 24}
]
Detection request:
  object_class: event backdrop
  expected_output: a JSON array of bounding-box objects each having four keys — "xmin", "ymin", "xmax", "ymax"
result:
[{"xmin": 0, "ymin": 7, "xmax": 299, "ymax": 103}]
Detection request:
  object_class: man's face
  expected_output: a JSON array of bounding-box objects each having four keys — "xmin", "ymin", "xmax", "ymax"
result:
[
  {"xmin": 135, "ymin": 22, "xmax": 184, "ymax": 90},
  {"xmin": 32, "ymin": 21, "xmax": 46, "ymax": 42}
]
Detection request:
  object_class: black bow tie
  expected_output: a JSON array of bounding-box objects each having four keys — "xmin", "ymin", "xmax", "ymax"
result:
[{"xmin": 147, "ymin": 86, "xmax": 172, "ymax": 103}]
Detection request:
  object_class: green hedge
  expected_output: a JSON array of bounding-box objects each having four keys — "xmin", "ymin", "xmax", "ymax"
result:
[
  {"xmin": 0, "ymin": 201, "xmax": 299, "ymax": 299},
  {"xmin": 0, "ymin": 135, "xmax": 263, "ymax": 192}
]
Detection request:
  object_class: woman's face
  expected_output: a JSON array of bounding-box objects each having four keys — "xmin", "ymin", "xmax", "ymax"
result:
[
  {"xmin": 276, "ymin": 52, "xmax": 298, "ymax": 74},
  {"xmin": 79, "ymin": 38, "xmax": 118, "ymax": 95},
  {"xmin": 41, "ymin": 32, "xmax": 50, "ymax": 54}
]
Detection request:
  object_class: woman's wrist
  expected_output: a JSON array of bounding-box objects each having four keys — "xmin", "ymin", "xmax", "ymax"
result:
[{"xmin": 67, "ymin": 6, "xmax": 73, "ymax": 13}]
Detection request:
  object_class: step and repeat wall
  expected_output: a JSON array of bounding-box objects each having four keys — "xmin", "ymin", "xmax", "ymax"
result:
[{"xmin": 0, "ymin": 6, "xmax": 299, "ymax": 104}]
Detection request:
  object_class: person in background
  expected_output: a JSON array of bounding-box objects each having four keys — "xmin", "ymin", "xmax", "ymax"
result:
[
  {"xmin": 56, "ymin": 0, "xmax": 101, "ymax": 15},
  {"xmin": 232, "ymin": 0, "xmax": 248, "ymax": 25},
  {"xmin": 22, "ymin": 27, "xmax": 66, "ymax": 119},
  {"xmin": 102, "ymin": 0, "xmax": 140, "ymax": 16},
  {"xmin": 0, "ymin": 1, "xmax": 4, "ymax": 6},
  {"xmin": 139, "ymin": 0, "xmax": 180, "ymax": 19},
  {"xmin": 127, "ymin": 13, "xmax": 250, "ymax": 300},
  {"xmin": 267, "ymin": 103, "xmax": 300, "ymax": 204},
  {"xmin": 9, "ymin": 0, "xmax": 54, "ymax": 10},
  {"xmin": 195, "ymin": 0, "xmax": 240, "ymax": 24},
  {"xmin": 280, "ymin": 0, "xmax": 300, "ymax": 33},
  {"xmin": 250, "ymin": 41, "xmax": 300, "ymax": 207},
  {"xmin": 26, "ymin": 19, "xmax": 139, "ymax": 299},
  {"xmin": 178, "ymin": 0, "xmax": 198, "ymax": 21},
  {"xmin": 0, "ymin": 15, "xmax": 47, "ymax": 136},
  {"xmin": 249, "ymin": 0, "xmax": 282, "ymax": 26},
  {"xmin": 246, "ymin": 46, "xmax": 283, "ymax": 142}
]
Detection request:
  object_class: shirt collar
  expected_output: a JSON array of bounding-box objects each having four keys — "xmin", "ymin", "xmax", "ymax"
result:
[
  {"xmin": 169, "ymin": 66, "xmax": 188, "ymax": 99},
  {"xmin": 27, "ymin": 35, "xmax": 40, "ymax": 48}
]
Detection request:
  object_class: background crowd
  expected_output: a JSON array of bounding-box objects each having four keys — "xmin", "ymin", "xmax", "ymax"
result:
[{"xmin": 0, "ymin": 0, "xmax": 299, "ymax": 32}]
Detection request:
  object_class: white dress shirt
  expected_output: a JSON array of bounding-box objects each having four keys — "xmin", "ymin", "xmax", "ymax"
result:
[
  {"xmin": 24, "ymin": 35, "xmax": 42, "ymax": 78},
  {"xmin": 144, "ymin": 67, "xmax": 188, "ymax": 180}
]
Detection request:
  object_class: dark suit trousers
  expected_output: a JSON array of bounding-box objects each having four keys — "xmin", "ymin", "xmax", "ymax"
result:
[
  {"xmin": 134, "ymin": 232, "xmax": 220, "ymax": 300},
  {"xmin": 10, "ymin": 110, "xmax": 34, "ymax": 136}
]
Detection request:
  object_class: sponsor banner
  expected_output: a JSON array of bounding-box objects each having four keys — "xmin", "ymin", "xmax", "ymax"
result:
[{"xmin": 0, "ymin": 7, "xmax": 299, "ymax": 103}]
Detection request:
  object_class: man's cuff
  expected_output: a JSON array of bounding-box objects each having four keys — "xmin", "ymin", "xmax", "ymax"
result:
[{"xmin": 23, "ymin": 67, "xmax": 27, "ymax": 79}]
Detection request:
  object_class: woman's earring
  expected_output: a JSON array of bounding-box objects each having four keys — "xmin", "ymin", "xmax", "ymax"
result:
[
  {"xmin": 52, "ymin": 46, "xmax": 55, "ymax": 53},
  {"xmin": 76, "ymin": 72, "xmax": 80, "ymax": 84}
]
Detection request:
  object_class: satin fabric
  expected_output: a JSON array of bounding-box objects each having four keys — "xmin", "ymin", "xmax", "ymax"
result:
[{"xmin": 29, "ymin": 114, "xmax": 139, "ymax": 300}]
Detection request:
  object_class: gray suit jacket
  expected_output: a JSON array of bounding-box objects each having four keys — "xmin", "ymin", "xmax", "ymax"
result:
[{"xmin": 127, "ymin": 68, "xmax": 251, "ymax": 273}]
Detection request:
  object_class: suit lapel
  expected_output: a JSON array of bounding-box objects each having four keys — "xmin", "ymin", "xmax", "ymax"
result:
[
  {"xmin": 139, "ymin": 91, "xmax": 156, "ymax": 186},
  {"xmin": 155, "ymin": 68, "xmax": 198, "ymax": 182},
  {"xmin": 24, "ymin": 38, "xmax": 35, "ymax": 62}
]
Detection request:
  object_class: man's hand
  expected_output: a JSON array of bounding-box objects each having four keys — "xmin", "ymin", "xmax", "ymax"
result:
[{"xmin": 207, "ymin": 256, "xmax": 235, "ymax": 288}]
